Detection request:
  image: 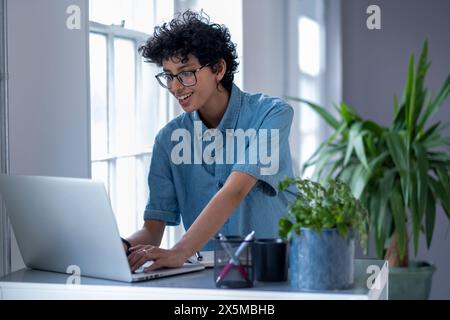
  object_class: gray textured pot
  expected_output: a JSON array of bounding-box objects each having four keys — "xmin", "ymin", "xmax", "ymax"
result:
[
  {"xmin": 389, "ymin": 261, "xmax": 435, "ymax": 300},
  {"xmin": 290, "ymin": 227, "xmax": 355, "ymax": 291}
]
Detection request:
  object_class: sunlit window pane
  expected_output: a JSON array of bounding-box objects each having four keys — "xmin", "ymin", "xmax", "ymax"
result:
[
  {"xmin": 193, "ymin": 0, "xmax": 243, "ymax": 88},
  {"xmin": 300, "ymin": 134, "xmax": 318, "ymax": 178},
  {"xmin": 90, "ymin": 0, "xmax": 155, "ymax": 33},
  {"xmin": 89, "ymin": 33, "xmax": 108, "ymax": 158},
  {"xmin": 114, "ymin": 38, "xmax": 136, "ymax": 154},
  {"xmin": 157, "ymin": 86, "xmax": 170, "ymax": 128},
  {"xmin": 136, "ymin": 155, "xmax": 151, "ymax": 229},
  {"xmin": 90, "ymin": 0, "xmax": 124, "ymax": 26},
  {"xmin": 139, "ymin": 62, "xmax": 158, "ymax": 149},
  {"xmin": 128, "ymin": 0, "xmax": 154, "ymax": 33},
  {"xmin": 92, "ymin": 161, "xmax": 110, "ymax": 193},
  {"xmin": 298, "ymin": 16, "xmax": 321, "ymax": 76},
  {"xmin": 154, "ymin": 0, "xmax": 175, "ymax": 26},
  {"xmin": 299, "ymin": 79, "xmax": 320, "ymax": 133},
  {"xmin": 115, "ymin": 157, "xmax": 137, "ymax": 236}
]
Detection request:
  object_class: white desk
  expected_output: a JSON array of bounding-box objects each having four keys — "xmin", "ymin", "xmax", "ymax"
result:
[{"xmin": 0, "ymin": 259, "xmax": 388, "ymax": 300}]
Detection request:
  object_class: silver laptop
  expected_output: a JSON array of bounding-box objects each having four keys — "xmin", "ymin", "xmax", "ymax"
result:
[{"xmin": 0, "ymin": 174, "xmax": 204, "ymax": 282}]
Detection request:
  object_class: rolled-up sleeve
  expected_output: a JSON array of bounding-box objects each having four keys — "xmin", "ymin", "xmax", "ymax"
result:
[
  {"xmin": 231, "ymin": 103, "xmax": 294, "ymax": 196},
  {"xmin": 143, "ymin": 139, "xmax": 181, "ymax": 226}
]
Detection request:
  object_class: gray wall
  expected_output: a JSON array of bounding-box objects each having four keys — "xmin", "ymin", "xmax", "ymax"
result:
[
  {"xmin": 342, "ymin": 0, "xmax": 450, "ymax": 299},
  {"xmin": 0, "ymin": 0, "xmax": 9, "ymax": 278},
  {"xmin": 6, "ymin": 0, "xmax": 90, "ymax": 271},
  {"xmin": 242, "ymin": 0, "xmax": 286, "ymax": 98}
]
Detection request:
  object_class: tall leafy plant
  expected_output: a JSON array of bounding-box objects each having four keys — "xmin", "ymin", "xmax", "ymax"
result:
[{"xmin": 288, "ymin": 41, "xmax": 450, "ymax": 267}]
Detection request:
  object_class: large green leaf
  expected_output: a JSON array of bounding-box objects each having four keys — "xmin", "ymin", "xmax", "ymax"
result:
[
  {"xmin": 364, "ymin": 134, "xmax": 378, "ymax": 157},
  {"xmin": 286, "ymin": 97, "xmax": 341, "ymax": 130},
  {"xmin": 377, "ymin": 169, "xmax": 396, "ymax": 236},
  {"xmin": 400, "ymin": 42, "xmax": 430, "ymax": 138},
  {"xmin": 362, "ymin": 120, "xmax": 385, "ymax": 137},
  {"xmin": 303, "ymin": 143, "xmax": 327, "ymax": 169},
  {"xmin": 409, "ymin": 166, "xmax": 421, "ymax": 255},
  {"xmin": 393, "ymin": 95, "xmax": 400, "ymax": 119},
  {"xmin": 418, "ymin": 121, "xmax": 441, "ymax": 143},
  {"xmin": 337, "ymin": 163, "xmax": 357, "ymax": 185},
  {"xmin": 339, "ymin": 102, "xmax": 361, "ymax": 125},
  {"xmin": 304, "ymin": 144, "xmax": 345, "ymax": 179},
  {"xmin": 375, "ymin": 231, "xmax": 386, "ymax": 260},
  {"xmin": 368, "ymin": 167, "xmax": 395, "ymax": 259},
  {"xmin": 444, "ymin": 136, "xmax": 450, "ymax": 151},
  {"xmin": 414, "ymin": 144, "xmax": 429, "ymax": 220},
  {"xmin": 412, "ymin": 40, "xmax": 430, "ymax": 129},
  {"xmin": 435, "ymin": 166, "xmax": 450, "ymax": 213},
  {"xmin": 350, "ymin": 164, "xmax": 370, "ymax": 199},
  {"xmin": 429, "ymin": 176, "xmax": 450, "ymax": 219},
  {"xmin": 385, "ymin": 131, "xmax": 408, "ymax": 171},
  {"xmin": 390, "ymin": 186, "xmax": 408, "ymax": 259},
  {"xmin": 385, "ymin": 131, "xmax": 410, "ymax": 205},
  {"xmin": 321, "ymin": 159, "xmax": 344, "ymax": 185},
  {"xmin": 354, "ymin": 133, "xmax": 370, "ymax": 170},
  {"xmin": 349, "ymin": 151, "xmax": 386, "ymax": 199},
  {"xmin": 312, "ymin": 147, "xmax": 340, "ymax": 180},
  {"xmin": 344, "ymin": 123, "xmax": 363, "ymax": 167},
  {"xmin": 303, "ymin": 123, "xmax": 347, "ymax": 171},
  {"xmin": 406, "ymin": 54, "xmax": 417, "ymax": 141},
  {"xmin": 393, "ymin": 104, "xmax": 406, "ymax": 131},
  {"xmin": 421, "ymin": 123, "xmax": 450, "ymax": 151},
  {"xmin": 369, "ymin": 191, "xmax": 385, "ymax": 258},
  {"xmin": 418, "ymin": 73, "xmax": 450, "ymax": 131},
  {"xmin": 425, "ymin": 189, "xmax": 436, "ymax": 248},
  {"xmin": 428, "ymin": 152, "xmax": 450, "ymax": 167}
]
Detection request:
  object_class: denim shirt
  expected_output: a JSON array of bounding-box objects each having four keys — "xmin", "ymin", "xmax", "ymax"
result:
[{"xmin": 144, "ymin": 84, "xmax": 295, "ymax": 250}]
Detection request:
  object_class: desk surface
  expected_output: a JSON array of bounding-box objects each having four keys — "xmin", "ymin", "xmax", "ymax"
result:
[{"xmin": 0, "ymin": 259, "xmax": 388, "ymax": 300}]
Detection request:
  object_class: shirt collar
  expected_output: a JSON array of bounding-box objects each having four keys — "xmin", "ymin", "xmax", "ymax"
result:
[{"xmin": 192, "ymin": 83, "xmax": 242, "ymax": 132}]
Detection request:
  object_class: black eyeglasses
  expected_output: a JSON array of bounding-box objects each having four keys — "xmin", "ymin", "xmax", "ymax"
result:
[{"xmin": 155, "ymin": 64, "xmax": 210, "ymax": 89}]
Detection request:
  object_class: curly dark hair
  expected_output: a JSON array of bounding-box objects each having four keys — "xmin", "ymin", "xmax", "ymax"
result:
[{"xmin": 138, "ymin": 10, "xmax": 239, "ymax": 93}]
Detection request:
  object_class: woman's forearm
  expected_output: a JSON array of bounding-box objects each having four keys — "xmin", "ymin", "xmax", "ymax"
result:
[
  {"xmin": 173, "ymin": 171, "xmax": 257, "ymax": 257},
  {"xmin": 126, "ymin": 220, "xmax": 166, "ymax": 247}
]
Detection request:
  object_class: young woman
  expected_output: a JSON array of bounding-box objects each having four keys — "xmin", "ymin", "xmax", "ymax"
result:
[{"xmin": 123, "ymin": 10, "xmax": 294, "ymax": 272}]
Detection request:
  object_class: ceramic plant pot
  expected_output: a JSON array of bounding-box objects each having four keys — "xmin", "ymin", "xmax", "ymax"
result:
[{"xmin": 290, "ymin": 227, "xmax": 355, "ymax": 291}]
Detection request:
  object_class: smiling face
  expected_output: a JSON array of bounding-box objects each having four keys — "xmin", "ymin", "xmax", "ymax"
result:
[{"xmin": 162, "ymin": 54, "xmax": 225, "ymax": 113}]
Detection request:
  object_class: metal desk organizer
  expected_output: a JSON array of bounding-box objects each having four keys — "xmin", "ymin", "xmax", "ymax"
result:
[{"xmin": 214, "ymin": 232, "xmax": 255, "ymax": 288}]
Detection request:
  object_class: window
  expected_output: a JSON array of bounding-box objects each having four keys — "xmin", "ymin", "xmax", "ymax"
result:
[
  {"xmin": 296, "ymin": 0, "xmax": 326, "ymax": 178},
  {"xmin": 89, "ymin": 0, "xmax": 176, "ymax": 246},
  {"xmin": 89, "ymin": 0, "xmax": 243, "ymax": 248}
]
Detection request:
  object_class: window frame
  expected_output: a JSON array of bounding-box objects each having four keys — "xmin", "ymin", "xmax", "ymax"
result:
[
  {"xmin": 90, "ymin": 21, "xmax": 148, "ymax": 216},
  {"xmin": 88, "ymin": 0, "xmax": 245, "ymax": 248},
  {"xmin": 285, "ymin": 0, "xmax": 333, "ymax": 177},
  {"xmin": 89, "ymin": 21, "xmax": 181, "ymax": 244}
]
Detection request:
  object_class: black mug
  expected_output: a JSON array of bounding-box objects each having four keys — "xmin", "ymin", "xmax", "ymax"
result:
[{"xmin": 253, "ymin": 238, "xmax": 288, "ymax": 282}]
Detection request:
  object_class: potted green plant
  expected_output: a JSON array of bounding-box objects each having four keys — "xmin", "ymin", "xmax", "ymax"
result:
[
  {"xmin": 278, "ymin": 178, "xmax": 369, "ymax": 291},
  {"xmin": 287, "ymin": 40, "xmax": 450, "ymax": 299}
]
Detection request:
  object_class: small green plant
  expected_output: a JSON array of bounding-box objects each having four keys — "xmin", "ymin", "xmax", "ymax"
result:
[{"xmin": 278, "ymin": 177, "xmax": 369, "ymax": 251}]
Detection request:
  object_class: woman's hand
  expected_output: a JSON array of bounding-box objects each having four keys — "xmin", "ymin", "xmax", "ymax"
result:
[{"xmin": 127, "ymin": 244, "xmax": 190, "ymax": 273}]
